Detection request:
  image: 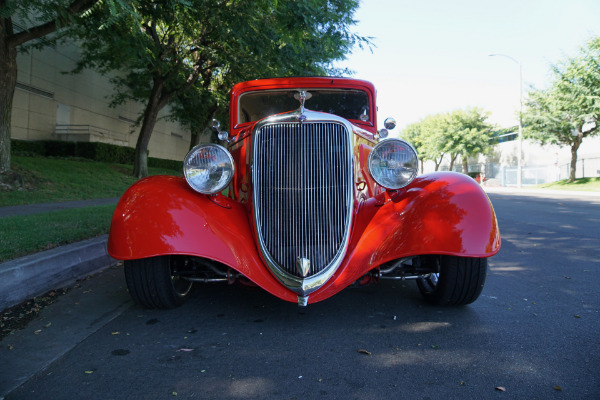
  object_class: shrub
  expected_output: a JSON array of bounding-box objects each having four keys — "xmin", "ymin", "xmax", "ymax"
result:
[{"xmin": 11, "ymin": 140, "xmax": 180, "ymax": 171}]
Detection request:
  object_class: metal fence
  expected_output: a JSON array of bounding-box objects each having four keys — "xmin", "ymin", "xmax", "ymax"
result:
[
  {"xmin": 498, "ymin": 166, "xmax": 555, "ymax": 186},
  {"xmin": 427, "ymin": 157, "xmax": 599, "ymax": 186},
  {"xmin": 558, "ymin": 157, "xmax": 600, "ymax": 180},
  {"xmin": 54, "ymin": 124, "xmax": 129, "ymax": 145}
]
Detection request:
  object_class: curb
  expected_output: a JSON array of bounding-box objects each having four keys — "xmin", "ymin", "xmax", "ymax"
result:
[{"xmin": 0, "ymin": 235, "xmax": 116, "ymax": 311}]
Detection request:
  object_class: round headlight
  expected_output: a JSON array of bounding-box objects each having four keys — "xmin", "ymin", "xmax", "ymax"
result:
[
  {"xmin": 184, "ymin": 144, "xmax": 234, "ymax": 194},
  {"xmin": 368, "ymin": 139, "xmax": 418, "ymax": 190}
]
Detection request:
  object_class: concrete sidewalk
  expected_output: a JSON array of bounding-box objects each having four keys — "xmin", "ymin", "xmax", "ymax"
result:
[{"xmin": 0, "ymin": 197, "xmax": 120, "ymax": 218}]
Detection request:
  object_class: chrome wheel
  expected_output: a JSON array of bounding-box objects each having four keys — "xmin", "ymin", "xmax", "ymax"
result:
[
  {"xmin": 171, "ymin": 274, "xmax": 192, "ymax": 298},
  {"xmin": 418, "ymin": 272, "xmax": 439, "ymax": 293}
]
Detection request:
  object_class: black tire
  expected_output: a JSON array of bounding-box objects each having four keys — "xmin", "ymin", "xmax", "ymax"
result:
[
  {"xmin": 124, "ymin": 256, "xmax": 192, "ymax": 309},
  {"xmin": 416, "ymin": 255, "xmax": 487, "ymax": 306}
]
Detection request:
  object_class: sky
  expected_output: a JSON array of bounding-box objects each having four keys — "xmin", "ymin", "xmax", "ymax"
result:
[{"xmin": 336, "ymin": 0, "xmax": 600, "ymax": 132}]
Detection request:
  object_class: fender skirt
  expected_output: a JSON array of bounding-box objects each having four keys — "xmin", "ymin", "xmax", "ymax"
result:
[{"xmin": 108, "ymin": 172, "xmax": 500, "ymax": 304}]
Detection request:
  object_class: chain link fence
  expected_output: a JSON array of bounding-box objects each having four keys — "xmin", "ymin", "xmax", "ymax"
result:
[
  {"xmin": 497, "ymin": 166, "xmax": 555, "ymax": 186},
  {"xmin": 437, "ymin": 157, "xmax": 599, "ymax": 186},
  {"xmin": 558, "ymin": 157, "xmax": 600, "ymax": 180}
]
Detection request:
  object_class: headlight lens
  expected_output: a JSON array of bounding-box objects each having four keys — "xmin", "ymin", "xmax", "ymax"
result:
[
  {"xmin": 184, "ymin": 144, "xmax": 234, "ymax": 194},
  {"xmin": 368, "ymin": 139, "xmax": 418, "ymax": 189}
]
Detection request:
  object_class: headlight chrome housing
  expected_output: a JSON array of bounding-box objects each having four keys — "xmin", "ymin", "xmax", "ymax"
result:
[
  {"xmin": 184, "ymin": 144, "xmax": 234, "ymax": 194},
  {"xmin": 368, "ymin": 138, "xmax": 418, "ymax": 190}
]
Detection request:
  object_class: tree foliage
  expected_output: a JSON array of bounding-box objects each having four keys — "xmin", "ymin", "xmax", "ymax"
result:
[
  {"xmin": 523, "ymin": 37, "xmax": 600, "ymax": 182},
  {"xmin": 447, "ymin": 108, "xmax": 495, "ymax": 173},
  {"xmin": 71, "ymin": 0, "xmax": 368, "ymax": 177},
  {"xmin": 402, "ymin": 108, "xmax": 494, "ymax": 173}
]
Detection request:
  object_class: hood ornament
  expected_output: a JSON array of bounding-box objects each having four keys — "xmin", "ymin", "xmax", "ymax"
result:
[
  {"xmin": 297, "ymin": 90, "xmax": 307, "ymax": 122},
  {"xmin": 296, "ymin": 257, "xmax": 311, "ymax": 277}
]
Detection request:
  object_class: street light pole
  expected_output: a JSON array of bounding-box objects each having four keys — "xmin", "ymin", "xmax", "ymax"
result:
[{"xmin": 489, "ymin": 53, "xmax": 523, "ymax": 188}]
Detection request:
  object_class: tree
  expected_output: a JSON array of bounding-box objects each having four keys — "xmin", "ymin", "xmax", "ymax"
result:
[
  {"xmin": 445, "ymin": 108, "xmax": 494, "ymax": 174},
  {"xmin": 72, "ymin": 0, "xmax": 368, "ymax": 178},
  {"xmin": 402, "ymin": 108, "xmax": 494, "ymax": 173},
  {"xmin": 171, "ymin": 89, "xmax": 220, "ymax": 149},
  {"xmin": 403, "ymin": 114, "xmax": 448, "ymax": 172},
  {"xmin": 0, "ymin": 0, "xmax": 117, "ymax": 177},
  {"xmin": 523, "ymin": 37, "xmax": 600, "ymax": 182}
]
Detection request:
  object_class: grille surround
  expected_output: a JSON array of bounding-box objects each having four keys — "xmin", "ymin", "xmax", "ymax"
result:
[{"xmin": 252, "ymin": 110, "xmax": 354, "ymax": 295}]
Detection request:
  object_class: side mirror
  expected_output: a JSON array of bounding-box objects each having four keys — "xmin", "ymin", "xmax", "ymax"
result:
[
  {"xmin": 217, "ymin": 131, "xmax": 230, "ymax": 142},
  {"xmin": 211, "ymin": 119, "xmax": 229, "ymax": 142},
  {"xmin": 384, "ymin": 117, "xmax": 396, "ymax": 130},
  {"xmin": 377, "ymin": 117, "xmax": 396, "ymax": 140}
]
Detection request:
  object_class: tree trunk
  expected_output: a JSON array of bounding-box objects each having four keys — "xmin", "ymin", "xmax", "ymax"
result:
[
  {"xmin": 188, "ymin": 104, "xmax": 219, "ymax": 150},
  {"xmin": 0, "ymin": 17, "xmax": 18, "ymax": 174},
  {"xmin": 434, "ymin": 155, "xmax": 443, "ymax": 171},
  {"xmin": 462, "ymin": 154, "xmax": 469, "ymax": 175},
  {"xmin": 449, "ymin": 154, "xmax": 458, "ymax": 171},
  {"xmin": 568, "ymin": 132, "xmax": 583, "ymax": 183},
  {"xmin": 133, "ymin": 77, "xmax": 170, "ymax": 178},
  {"xmin": 189, "ymin": 130, "xmax": 200, "ymax": 150}
]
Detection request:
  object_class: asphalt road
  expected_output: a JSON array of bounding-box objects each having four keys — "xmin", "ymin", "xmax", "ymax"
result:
[{"xmin": 1, "ymin": 191, "xmax": 599, "ymax": 400}]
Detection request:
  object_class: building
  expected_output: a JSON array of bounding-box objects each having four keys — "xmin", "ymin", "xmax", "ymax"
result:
[{"xmin": 11, "ymin": 37, "xmax": 191, "ymax": 162}]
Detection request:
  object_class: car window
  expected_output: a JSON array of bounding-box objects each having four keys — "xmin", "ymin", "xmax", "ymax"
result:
[{"xmin": 238, "ymin": 89, "xmax": 370, "ymax": 124}]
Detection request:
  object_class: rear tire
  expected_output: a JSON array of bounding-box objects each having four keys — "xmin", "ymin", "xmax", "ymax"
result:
[
  {"xmin": 417, "ymin": 255, "xmax": 487, "ymax": 306},
  {"xmin": 124, "ymin": 256, "xmax": 192, "ymax": 309}
]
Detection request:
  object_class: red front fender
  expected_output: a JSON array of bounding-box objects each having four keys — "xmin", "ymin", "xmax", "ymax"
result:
[
  {"xmin": 107, "ymin": 176, "xmax": 298, "ymax": 302},
  {"xmin": 310, "ymin": 172, "xmax": 500, "ymax": 302}
]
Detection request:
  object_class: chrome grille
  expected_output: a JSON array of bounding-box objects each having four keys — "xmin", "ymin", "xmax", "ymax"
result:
[{"xmin": 253, "ymin": 122, "xmax": 352, "ymax": 279}]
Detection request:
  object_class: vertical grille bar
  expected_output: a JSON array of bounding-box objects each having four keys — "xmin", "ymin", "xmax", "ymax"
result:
[{"xmin": 254, "ymin": 122, "xmax": 352, "ymax": 278}]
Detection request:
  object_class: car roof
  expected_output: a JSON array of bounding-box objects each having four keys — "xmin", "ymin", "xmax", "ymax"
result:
[{"xmin": 230, "ymin": 77, "xmax": 376, "ymax": 95}]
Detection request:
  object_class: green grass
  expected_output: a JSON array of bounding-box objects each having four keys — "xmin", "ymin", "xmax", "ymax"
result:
[
  {"xmin": 2, "ymin": 156, "xmax": 181, "ymax": 207},
  {"xmin": 0, "ymin": 156, "xmax": 183, "ymax": 262},
  {"xmin": 534, "ymin": 177, "xmax": 600, "ymax": 191},
  {"xmin": 0, "ymin": 205, "xmax": 116, "ymax": 262}
]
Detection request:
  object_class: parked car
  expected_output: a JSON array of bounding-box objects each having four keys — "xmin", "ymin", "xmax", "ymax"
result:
[{"xmin": 108, "ymin": 77, "xmax": 501, "ymax": 309}]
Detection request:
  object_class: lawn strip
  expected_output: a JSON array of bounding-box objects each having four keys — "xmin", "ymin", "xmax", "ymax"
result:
[
  {"xmin": 2, "ymin": 156, "xmax": 181, "ymax": 207},
  {"xmin": 535, "ymin": 177, "xmax": 600, "ymax": 191},
  {"xmin": 0, "ymin": 204, "xmax": 115, "ymax": 262}
]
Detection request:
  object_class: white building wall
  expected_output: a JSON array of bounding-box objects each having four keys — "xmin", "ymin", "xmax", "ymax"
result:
[{"xmin": 11, "ymin": 39, "xmax": 191, "ymax": 162}]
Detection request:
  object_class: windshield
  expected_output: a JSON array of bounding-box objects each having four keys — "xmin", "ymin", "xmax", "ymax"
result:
[{"xmin": 238, "ymin": 89, "xmax": 370, "ymax": 124}]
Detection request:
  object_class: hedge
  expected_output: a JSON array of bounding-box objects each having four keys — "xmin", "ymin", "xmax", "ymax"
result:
[{"xmin": 11, "ymin": 140, "xmax": 183, "ymax": 171}]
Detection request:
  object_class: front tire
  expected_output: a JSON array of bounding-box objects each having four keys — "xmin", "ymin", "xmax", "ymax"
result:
[
  {"xmin": 417, "ymin": 255, "xmax": 487, "ymax": 306},
  {"xmin": 124, "ymin": 256, "xmax": 192, "ymax": 309}
]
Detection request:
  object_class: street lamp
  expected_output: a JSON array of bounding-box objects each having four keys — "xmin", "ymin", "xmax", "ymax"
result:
[{"xmin": 489, "ymin": 53, "xmax": 523, "ymax": 188}]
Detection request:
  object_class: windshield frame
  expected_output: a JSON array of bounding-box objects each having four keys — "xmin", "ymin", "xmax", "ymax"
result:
[{"xmin": 237, "ymin": 88, "xmax": 373, "ymax": 126}]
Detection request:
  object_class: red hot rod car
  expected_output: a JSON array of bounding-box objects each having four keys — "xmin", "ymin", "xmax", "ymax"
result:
[{"xmin": 108, "ymin": 77, "xmax": 501, "ymax": 308}]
